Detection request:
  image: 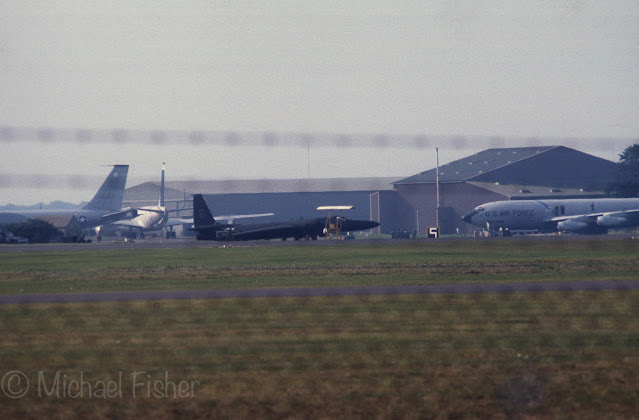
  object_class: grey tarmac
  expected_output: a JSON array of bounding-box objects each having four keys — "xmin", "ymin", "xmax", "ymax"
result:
[{"xmin": 1, "ymin": 233, "xmax": 636, "ymax": 253}]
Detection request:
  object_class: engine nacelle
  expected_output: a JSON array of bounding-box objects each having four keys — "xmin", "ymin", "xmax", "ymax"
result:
[
  {"xmin": 557, "ymin": 220, "xmax": 589, "ymax": 232},
  {"xmin": 596, "ymin": 214, "xmax": 628, "ymax": 227}
]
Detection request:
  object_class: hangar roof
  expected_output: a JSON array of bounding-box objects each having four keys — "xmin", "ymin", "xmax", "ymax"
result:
[
  {"xmin": 468, "ymin": 182, "xmax": 606, "ymax": 200},
  {"xmin": 394, "ymin": 146, "xmax": 557, "ymax": 184},
  {"xmin": 393, "ymin": 146, "xmax": 615, "ymax": 190}
]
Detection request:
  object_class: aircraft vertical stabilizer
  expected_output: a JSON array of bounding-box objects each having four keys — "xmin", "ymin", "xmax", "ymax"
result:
[
  {"xmin": 160, "ymin": 162, "xmax": 165, "ymax": 207},
  {"xmin": 82, "ymin": 165, "xmax": 129, "ymax": 211},
  {"xmin": 193, "ymin": 194, "xmax": 216, "ymax": 227}
]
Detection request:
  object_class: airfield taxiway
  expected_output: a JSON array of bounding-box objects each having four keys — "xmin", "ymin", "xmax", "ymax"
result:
[{"xmin": 2, "ymin": 233, "xmax": 634, "ymax": 253}]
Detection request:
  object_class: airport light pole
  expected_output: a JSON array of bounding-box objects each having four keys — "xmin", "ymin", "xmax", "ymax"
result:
[{"xmin": 435, "ymin": 147, "xmax": 440, "ymax": 228}]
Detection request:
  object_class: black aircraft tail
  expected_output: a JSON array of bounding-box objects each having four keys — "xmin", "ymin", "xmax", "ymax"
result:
[
  {"xmin": 193, "ymin": 194, "xmax": 216, "ymax": 228},
  {"xmin": 82, "ymin": 165, "xmax": 129, "ymax": 211}
]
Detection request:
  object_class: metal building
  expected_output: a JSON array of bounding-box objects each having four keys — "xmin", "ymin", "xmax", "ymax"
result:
[{"xmin": 391, "ymin": 146, "xmax": 617, "ymax": 234}]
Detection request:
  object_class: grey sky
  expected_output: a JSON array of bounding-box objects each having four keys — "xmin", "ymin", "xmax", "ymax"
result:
[{"xmin": 1, "ymin": 1, "xmax": 638, "ymax": 204}]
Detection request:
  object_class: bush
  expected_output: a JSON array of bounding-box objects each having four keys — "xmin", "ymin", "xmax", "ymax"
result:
[{"xmin": 7, "ymin": 219, "xmax": 60, "ymax": 243}]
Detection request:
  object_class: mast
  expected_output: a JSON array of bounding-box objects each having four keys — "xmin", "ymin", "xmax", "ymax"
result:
[
  {"xmin": 160, "ymin": 162, "xmax": 165, "ymax": 208},
  {"xmin": 436, "ymin": 147, "xmax": 440, "ymax": 228}
]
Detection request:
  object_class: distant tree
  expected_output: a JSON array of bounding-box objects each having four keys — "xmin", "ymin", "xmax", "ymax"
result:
[
  {"xmin": 606, "ymin": 144, "xmax": 639, "ymax": 197},
  {"xmin": 8, "ymin": 219, "xmax": 60, "ymax": 243}
]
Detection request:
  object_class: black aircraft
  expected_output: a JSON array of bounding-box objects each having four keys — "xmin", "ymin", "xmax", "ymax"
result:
[{"xmin": 191, "ymin": 194, "xmax": 380, "ymax": 241}]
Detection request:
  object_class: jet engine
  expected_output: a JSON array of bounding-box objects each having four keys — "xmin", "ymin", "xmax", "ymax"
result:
[
  {"xmin": 557, "ymin": 220, "xmax": 589, "ymax": 232},
  {"xmin": 596, "ymin": 214, "xmax": 629, "ymax": 227}
]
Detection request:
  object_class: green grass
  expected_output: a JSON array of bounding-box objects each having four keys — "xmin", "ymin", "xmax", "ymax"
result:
[
  {"xmin": 1, "ymin": 238, "xmax": 638, "ymax": 418},
  {"xmin": 1, "ymin": 238, "xmax": 638, "ymax": 295},
  {"xmin": 1, "ymin": 292, "xmax": 638, "ymax": 418}
]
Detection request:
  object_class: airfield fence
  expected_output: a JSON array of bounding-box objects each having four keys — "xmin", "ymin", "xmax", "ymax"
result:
[{"xmin": 1, "ymin": 126, "xmax": 634, "ymax": 190}]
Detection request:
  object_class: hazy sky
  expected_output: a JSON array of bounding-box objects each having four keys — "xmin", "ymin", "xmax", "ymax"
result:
[{"xmin": 1, "ymin": 1, "xmax": 638, "ymax": 204}]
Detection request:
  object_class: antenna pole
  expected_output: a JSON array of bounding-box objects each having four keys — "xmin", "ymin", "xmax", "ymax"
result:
[
  {"xmin": 435, "ymin": 147, "xmax": 440, "ymax": 228},
  {"xmin": 160, "ymin": 162, "xmax": 165, "ymax": 208}
]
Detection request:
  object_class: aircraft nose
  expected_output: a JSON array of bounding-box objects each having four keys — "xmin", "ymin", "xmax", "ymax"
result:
[
  {"xmin": 462, "ymin": 213, "xmax": 472, "ymax": 224},
  {"xmin": 366, "ymin": 221, "xmax": 381, "ymax": 229},
  {"xmin": 345, "ymin": 220, "xmax": 380, "ymax": 231}
]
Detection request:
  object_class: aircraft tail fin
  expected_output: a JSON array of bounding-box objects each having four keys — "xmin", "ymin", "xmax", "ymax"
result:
[
  {"xmin": 82, "ymin": 165, "xmax": 129, "ymax": 211},
  {"xmin": 193, "ymin": 194, "xmax": 216, "ymax": 227},
  {"xmin": 159, "ymin": 162, "xmax": 165, "ymax": 208}
]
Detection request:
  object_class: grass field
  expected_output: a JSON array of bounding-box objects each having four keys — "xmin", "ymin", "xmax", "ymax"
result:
[
  {"xmin": 1, "ymin": 238, "xmax": 638, "ymax": 295},
  {"xmin": 1, "ymin": 238, "xmax": 638, "ymax": 418}
]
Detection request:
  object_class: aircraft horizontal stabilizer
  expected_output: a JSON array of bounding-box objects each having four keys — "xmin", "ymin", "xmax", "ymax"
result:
[{"xmin": 101, "ymin": 208, "xmax": 138, "ymax": 223}]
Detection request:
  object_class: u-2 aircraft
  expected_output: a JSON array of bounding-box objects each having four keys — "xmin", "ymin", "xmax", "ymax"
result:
[{"xmin": 191, "ymin": 194, "xmax": 380, "ymax": 241}]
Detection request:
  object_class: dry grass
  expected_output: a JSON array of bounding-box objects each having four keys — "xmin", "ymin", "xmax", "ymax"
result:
[{"xmin": 1, "ymin": 291, "xmax": 638, "ymax": 418}]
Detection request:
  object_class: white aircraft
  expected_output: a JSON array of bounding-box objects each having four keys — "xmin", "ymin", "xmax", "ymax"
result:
[
  {"xmin": 462, "ymin": 198, "xmax": 639, "ymax": 234},
  {"xmin": 112, "ymin": 164, "xmax": 274, "ymax": 238},
  {"xmin": 112, "ymin": 164, "xmax": 168, "ymax": 236}
]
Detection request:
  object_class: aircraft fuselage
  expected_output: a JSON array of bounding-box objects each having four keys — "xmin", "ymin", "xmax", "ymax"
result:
[
  {"xmin": 463, "ymin": 198, "xmax": 639, "ymax": 233},
  {"xmin": 195, "ymin": 217, "xmax": 379, "ymax": 241}
]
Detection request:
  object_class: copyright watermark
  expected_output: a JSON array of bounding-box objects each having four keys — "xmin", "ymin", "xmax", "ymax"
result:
[
  {"xmin": 2, "ymin": 371, "xmax": 29, "ymax": 399},
  {"xmin": 1, "ymin": 370, "xmax": 199, "ymax": 399}
]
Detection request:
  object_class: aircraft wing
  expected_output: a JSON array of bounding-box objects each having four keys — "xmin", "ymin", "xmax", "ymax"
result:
[
  {"xmin": 165, "ymin": 213, "xmax": 273, "ymax": 227},
  {"xmin": 549, "ymin": 208, "xmax": 639, "ymax": 230},
  {"xmin": 100, "ymin": 208, "xmax": 138, "ymax": 223},
  {"xmin": 113, "ymin": 218, "xmax": 148, "ymax": 229},
  {"xmin": 214, "ymin": 213, "xmax": 274, "ymax": 224},
  {"xmin": 595, "ymin": 208, "xmax": 639, "ymax": 227},
  {"xmin": 606, "ymin": 209, "xmax": 639, "ymax": 217},
  {"xmin": 547, "ymin": 213, "xmax": 602, "ymax": 223},
  {"xmin": 165, "ymin": 217, "xmax": 194, "ymax": 227}
]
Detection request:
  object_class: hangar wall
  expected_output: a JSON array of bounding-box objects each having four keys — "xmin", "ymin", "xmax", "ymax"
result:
[{"xmin": 393, "ymin": 183, "xmax": 508, "ymax": 234}]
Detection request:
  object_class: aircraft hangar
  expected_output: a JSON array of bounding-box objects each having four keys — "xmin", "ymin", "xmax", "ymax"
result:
[
  {"xmin": 122, "ymin": 146, "xmax": 617, "ymax": 236},
  {"xmin": 390, "ymin": 146, "xmax": 617, "ymax": 234}
]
